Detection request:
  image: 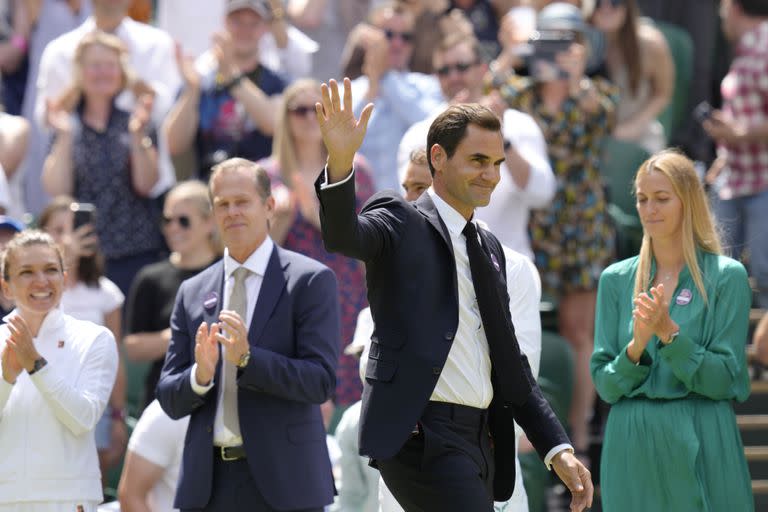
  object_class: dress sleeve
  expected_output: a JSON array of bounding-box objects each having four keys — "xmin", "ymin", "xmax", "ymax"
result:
[
  {"xmin": 591, "ymin": 270, "xmax": 652, "ymax": 404},
  {"xmin": 658, "ymin": 263, "xmax": 752, "ymax": 401}
]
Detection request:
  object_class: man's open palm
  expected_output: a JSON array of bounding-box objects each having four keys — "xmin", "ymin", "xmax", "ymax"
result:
[{"xmin": 316, "ymin": 78, "xmax": 374, "ymax": 181}]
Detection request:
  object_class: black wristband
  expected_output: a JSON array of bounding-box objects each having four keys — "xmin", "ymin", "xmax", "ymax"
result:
[{"xmin": 28, "ymin": 356, "xmax": 48, "ymax": 375}]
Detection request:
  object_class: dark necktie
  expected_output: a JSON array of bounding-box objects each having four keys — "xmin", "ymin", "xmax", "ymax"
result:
[{"xmin": 462, "ymin": 221, "xmax": 532, "ymax": 405}]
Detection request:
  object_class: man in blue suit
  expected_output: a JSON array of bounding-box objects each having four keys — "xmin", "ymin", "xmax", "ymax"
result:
[{"xmin": 157, "ymin": 157, "xmax": 340, "ymax": 512}]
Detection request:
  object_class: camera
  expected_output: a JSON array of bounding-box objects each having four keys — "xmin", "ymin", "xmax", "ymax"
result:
[
  {"xmin": 70, "ymin": 202, "xmax": 96, "ymax": 229},
  {"xmin": 528, "ymin": 30, "xmax": 576, "ymax": 81}
]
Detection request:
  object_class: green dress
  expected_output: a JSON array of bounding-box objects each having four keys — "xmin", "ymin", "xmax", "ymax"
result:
[{"xmin": 591, "ymin": 251, "xmax": 754, "ymax": 511}]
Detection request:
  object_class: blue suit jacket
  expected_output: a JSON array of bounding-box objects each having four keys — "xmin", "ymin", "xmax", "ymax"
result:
[{"xmin": 156, "ymin": 245, "xmax": 340, "ymax": 510}]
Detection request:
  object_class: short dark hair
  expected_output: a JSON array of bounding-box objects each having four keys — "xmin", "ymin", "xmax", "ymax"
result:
[
  {"xmin": 426, "ymin": 104, "xmax": 501, "ymax": 176},
  {"xmin": 735, "ymin": 0, "xmax": 768, "ymax": 17},
  {"xmin": 209, "ymin": 157, "xmax": 272, "ymax": 201},
  {"xmin": 433, "ymin": 33, "xmax": 482, "ymax": 68}
]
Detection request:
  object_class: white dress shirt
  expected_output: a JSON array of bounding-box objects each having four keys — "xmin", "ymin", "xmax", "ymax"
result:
[
  {"xmin": 190, "ymin": 237, "xmax": 275, "ymax": 447},
  {"xmin": 35, "ymin": 16, "xmax": 181, "ymax": 198},
  {"xmin": 397, "ymin": 107, "xmax": 555, "ymax": 260},
  {"xmin": 0, "ymin": 308, "xmax": 118, "ymax": 505}
]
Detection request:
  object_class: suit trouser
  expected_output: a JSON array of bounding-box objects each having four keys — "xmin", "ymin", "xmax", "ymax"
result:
[
  {"xmin": 376, "ymin": 401, "xmax": 495, "ymax": 512},
  {"xmin": 181, "ymin": 454, "xmax": 323, "ymax": 512}
]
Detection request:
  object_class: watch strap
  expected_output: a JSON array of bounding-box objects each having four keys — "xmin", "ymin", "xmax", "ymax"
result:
[{"xmin": 28, "ymin": 357, "xmax": 48, "ymax": 375}]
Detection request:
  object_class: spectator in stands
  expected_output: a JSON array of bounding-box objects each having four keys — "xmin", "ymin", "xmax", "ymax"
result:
[
  {"xmin": 341, "ymin": 2, "xmax": 443, "ymax": 191},
  {"xmin": 755, "ymin": 311, "xmax": 768, "ymax": 366},
  {"xmin": 590, "ymin": 0, "xmax": 674, "ymax": 154},
  {"xmin": 34, "ymin": 0, "xmax": 180, "ymax": 215},
  {"xmin": 39, "ymin": 196, "xmax": 128, "ymax": 481},
  {"xmin": 491, "ymin": 2, "xmax": 618, "ymax": 456},
  {"xmin": 0, "ymin": 230, "xmax": 118, "ymax": 511},
  {"xmin": 124, "ymin": 180, "xmax": 219, "ymax": 409},
  {"xmin": 261, "ymin": 78, "xmax": 374, "ymax": 407},
  {"xmin": 704, "ymin": 0, "xmax": 768, "ymax": 309},
  {"xmin": 163, "ymin": 0, "xmax": 286, "ymax": 182},
  {"xmin": 41, "ymin": 31, "xmax": 165, "ymax": 296},
  {"xmin": 398, "ymin": 33, "xmax": 555, "ymax": 260},
  {"xmin": 0, "ymin": 216, "xmax": 23, "ymax": 317},
  {"xmin": 117, "ymin": 398, "xmax": 190, "ymax": 512},
  {"xmin": 399, "ymin": 148, "xmax": 432, "ymax": 201},
  {"xmin": 0, "ymin": 0, "xmax": 36, "ymax": 116},
  {"xmin": 0, "ymin": 111, "xmax": 27, "ymax": 214},
  {"xmin": 591, "ymin": 149, "xmax": 754, "ymax": 511}
]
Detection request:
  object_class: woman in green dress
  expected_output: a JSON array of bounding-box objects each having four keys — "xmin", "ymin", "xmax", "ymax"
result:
[{"xmin": 591, "ymin": 149, "xmax": 754, "ymax": 511}]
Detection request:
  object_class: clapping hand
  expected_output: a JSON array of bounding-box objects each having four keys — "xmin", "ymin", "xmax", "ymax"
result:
[
  {"xmin": 633, "ymin": 284, "xmax": 679, "ymax": 344},
  {"xmin": 316, "ymin": 78, "xmax": 374, "ymax": 182},
  {"xmin": 6, "ymin": 315, "xmax": 40, "ymax": 373},
  {"xmin": 45, "ymin": 98, "xmax": 73, "ymax": 136},
  {"xmin": 194, "ymin": 322, "xmax": 220, "ymax": 386},
  {"xmin": 129, "ymin": 94, "xmax": 154, "ymax": 136},
  {"xmin": 1, "ymin": 342, "xmax": 22, "ymax": 385},
  {"xmin": 175, "ymin": 42, "xmax": 200, "ymax": 91},
  {"xmin": 216, "ymin": 311, "xmax": 249, "ymax": 365}
]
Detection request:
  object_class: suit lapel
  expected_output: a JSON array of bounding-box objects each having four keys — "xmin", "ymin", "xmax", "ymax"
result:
[
  {"xmin": 414, "ymin": 192, "xmax": 454, "ymax": 259},
  {"xmin": 248, "ymin": 245, "xmax": 288, "ymax": 344}
]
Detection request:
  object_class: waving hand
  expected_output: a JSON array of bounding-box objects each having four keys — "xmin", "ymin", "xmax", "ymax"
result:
[{"xmin": 316, "ymin": 78, "xmax": 374, "ymax": 183}]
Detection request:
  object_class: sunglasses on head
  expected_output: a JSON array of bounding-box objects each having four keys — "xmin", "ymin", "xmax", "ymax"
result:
[
  {"xmin": 435, "ymin": 61, "xmax": 477, "ymax": 77},
  {"xmin": 384, "ymin": 29, "xmax": 414, "ymax": 43},
  {"xmin": 288, "ymin": 105, "xmax": 316, "ymax": 116},
  {"xmin": 162, "ymin": 215, "xmax": 191, "ymax": 229}
]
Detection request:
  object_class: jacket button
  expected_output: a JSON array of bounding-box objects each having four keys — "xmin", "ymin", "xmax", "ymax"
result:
[
  {"xmin": 206, "ymin": 426, "xmax": 212, "ymax": 433},
  {"xmin": 444, "ymin": 331, "xmax": 454, "ymax": 341},
  {"xmin": 432, "ymin": 367, "xmax": 441, "ymax": 375}
]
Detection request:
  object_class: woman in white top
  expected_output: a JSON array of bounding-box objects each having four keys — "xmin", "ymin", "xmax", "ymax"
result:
[
  {"xmin": 0, "ymin": 230, "xmax": 118, "ymax": 511},
  {"xmin": 39, "ymin": 197, "xmax": 127, "ymax": 480}
]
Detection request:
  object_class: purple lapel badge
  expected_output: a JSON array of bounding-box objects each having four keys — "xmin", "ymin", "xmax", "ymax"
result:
[
  {"xmin": 490, "ymin": 253, "xmax": 501, "ymax": 272},
  {"xmin": 676, "ymin": 289, "xmax": 692, "ymax": 306},
  {"xmin": 203, "ymin": 291, "xmax": 219, "ymax": 310}
]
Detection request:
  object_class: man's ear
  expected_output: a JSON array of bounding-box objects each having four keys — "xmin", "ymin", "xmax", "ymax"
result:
[{"xmin": 430, "ymin": 144, "xmax": 446, "ymax": 173}]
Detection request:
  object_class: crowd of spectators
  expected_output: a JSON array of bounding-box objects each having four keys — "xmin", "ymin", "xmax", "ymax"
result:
[{"xmin": 0, "ymin": 0, "xmax": 765, "ymax": 510}]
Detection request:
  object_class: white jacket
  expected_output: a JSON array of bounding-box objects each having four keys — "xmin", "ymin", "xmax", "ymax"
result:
[{"xmin": 0, "ymin": 308, "xmax": 118, "ymax": 504}]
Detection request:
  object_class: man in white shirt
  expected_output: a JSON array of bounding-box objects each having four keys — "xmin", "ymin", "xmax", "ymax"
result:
[
  {"xmin": 398, "ymin": 33, "xmax": 555, "ymax": 259},
  {"xmin": 33, "ymin": 0, "xmax": 180, "ymax": 213}
]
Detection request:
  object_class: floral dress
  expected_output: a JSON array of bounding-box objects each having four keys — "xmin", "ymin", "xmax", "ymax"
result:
[
  {"xmin": 497, "ymin": 76, "xmax": 618, "ymax": 295},
  {"xmin": 262, "ymin": 156, "xmax": 375, "ymax": 406}
]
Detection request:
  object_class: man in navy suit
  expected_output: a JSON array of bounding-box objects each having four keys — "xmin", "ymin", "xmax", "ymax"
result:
[
  {"xmin": 157, "ymin": 157, "xmax": 340, "ymax": 512},
  {"xmin": 315, "ymin": 79, "xmax": 593, "ymax": 511}
]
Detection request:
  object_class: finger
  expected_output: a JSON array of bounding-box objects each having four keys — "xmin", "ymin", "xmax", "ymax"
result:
[
  {"xmin": 320, "ymin": 81, "xmax": 333, "ymax": 117},
  {"xmin": 214, "ymin": 332, "xmax": 234, "ymax": 349},
  {"xmin": 330, "ymin": 77, "xmax": 342, "ymax": 114},
  {"xmin": 195, "ymin": 322, "xmax": 209, "ymax": 344},
  {"xmin": 357, "ymin": 103, "xmax": 374, "ymax": 133},
  {"xmin": 207, "ymin": 323, "xmax": 220, "ymax": 344},
  {"xmin": 343, "ymin": 76, "xmax": 353, "ymax": 113}
]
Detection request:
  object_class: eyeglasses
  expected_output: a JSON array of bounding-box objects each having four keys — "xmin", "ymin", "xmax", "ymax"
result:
[
  {"xmin": 384, "ymin": 29, "xmax": 414, "ymax": 43},
  {"xmin": 288, "ymin": 105, "xmax": 316, "ymax": 117},
  {"xmin": 435, "ymin": 61, "xmax": 478, "ymax": 77},
  {"xmin": 162, "ymin": 215, "xmax": 191, "ymax": 229}
]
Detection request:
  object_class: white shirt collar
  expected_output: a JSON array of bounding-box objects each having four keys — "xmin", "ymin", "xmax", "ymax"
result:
[
  {"xmin": 223, "ymin": 236, "xmax": 274, "ymax": 279},
  {"xmin": 427, "ymin": 187, "xmax": 472, "ymax": 237},
  {"xmin": 80, "ymin": 16, "xmax": 132, "ymax": 39}
]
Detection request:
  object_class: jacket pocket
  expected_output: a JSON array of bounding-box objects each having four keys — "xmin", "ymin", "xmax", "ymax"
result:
[{"xmin": 365, "ymin": 356, "xmax": 398, "ymax": 382}]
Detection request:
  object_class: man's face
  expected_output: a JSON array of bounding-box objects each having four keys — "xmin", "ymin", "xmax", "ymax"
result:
[
  {"xmin": 226, "ymin": 8, "xmax": 269, "ymax": 57},
  {"xmin": 380, "ymin": 12, "xmax": 415, "ymax": 71},
  {"xmin": 92, "ymin": 0, "xmax": 130, "ymax": 16},
  {"xmin": 210, "ymin": 167, "xmax": 274, "ymax": 262},
  {"xmin": 402, "ymin": 162, "xmax": 432, "ymax": 201},
  {"xmin": 431, "ymin": 124, "xmax": 504, "ymax": 218},
  {"xmin": 433, "ymin": 41, "xmax": 484, "ymax": 101}
]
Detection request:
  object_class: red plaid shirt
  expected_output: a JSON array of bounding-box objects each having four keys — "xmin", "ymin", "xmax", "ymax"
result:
[{"xmin": 718, "ymin": 21, "xmax": 768, "ymax": 199}]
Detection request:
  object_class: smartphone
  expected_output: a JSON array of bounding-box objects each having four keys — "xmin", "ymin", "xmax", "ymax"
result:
[
  {"xmin": 70, "ymin": 202, "xmax": 96, "ymax": 229},
  {"xmin": 528, "ymin": 30, "xmax": 575, "ymax": 81},
  {"xmin": 693, "ymin": 101, "xmax": 713, "ymax": 123}
]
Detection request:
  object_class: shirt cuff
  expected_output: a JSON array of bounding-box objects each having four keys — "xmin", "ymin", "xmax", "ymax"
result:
[
  {"xmin": 190, "ymin": 363, "xmax": 214, "ymax": 395},
  {"xmin": 320, "ymin": 166, "xmax": 355, "ymax": 190},
  {"xmin": 544, "ymin": 443, "xmax": 574, "ymax": 470}
]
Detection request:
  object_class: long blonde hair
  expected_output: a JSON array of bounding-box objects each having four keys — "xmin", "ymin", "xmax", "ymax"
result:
[
  {"xmin": 52, "ymin": 31, "xmax": 154, "ymax": 113},
  {"xmin": 271, "ymin": 78, "xmax": 325, "ymax": 187},
  {"xmin": 633, "ymin": 149, "xmax": 722, "ymax": 304}
]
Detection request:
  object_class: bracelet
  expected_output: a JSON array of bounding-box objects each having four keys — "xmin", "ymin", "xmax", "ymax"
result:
[{"xmin": 10, "ymin": 34, "xmax": 27, "ymax": 52}]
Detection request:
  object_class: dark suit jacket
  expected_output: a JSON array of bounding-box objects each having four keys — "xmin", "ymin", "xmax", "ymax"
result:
[
  {"xmin": 316, "ymin": 175, "xmax": 569, "ymax": 501},
  {"xmin": 156, "ymin": 245, "xmax": 340, "ymax": 510}
]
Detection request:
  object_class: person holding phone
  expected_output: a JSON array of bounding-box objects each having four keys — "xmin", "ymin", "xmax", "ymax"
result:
[
  {"xmin": 591, "ymin": 149, "xmax": 754, "ymax": 511},
  {"xmin": 489, "ymin": 2, "xmax": 619, "ymax": 457},
  {"xmin": 38, "ymin": 196, "xmax": 128, "ymax": 480},
  {"xmin": 0, "ymin": 230, "xmax": 118, "ymax": 511}
]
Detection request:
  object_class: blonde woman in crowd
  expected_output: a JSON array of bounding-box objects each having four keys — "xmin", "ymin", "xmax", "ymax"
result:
[
  {"xmin": 0, "ymin": 230, "xmax": 118, "ymax": 511},
  {"xmin": 123, "ymin": 180, "xmax": 219, "ymax": 410},
  {"xmin": 591, "ymin": 150, "xmax": 754, "ymax": 510},
  {"xmin": 41, "ymin": 30, "xmax": 164, "ymax": 297}
]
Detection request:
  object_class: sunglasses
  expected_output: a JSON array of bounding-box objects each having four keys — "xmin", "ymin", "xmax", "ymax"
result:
[
  {"xmin": 384, "ymin": 29, "xmax": 414, "ymax": 43},
  {"xmin": 162, "ymin": 215, "xmax": 191, "ymax": 229},
  {"xmin": 288, "ymin": 105, "xmax": 316, "ymax": 117},
  {"xmin": 435, "ymin": 61, "xmax": 478, "ymax": 77}
]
